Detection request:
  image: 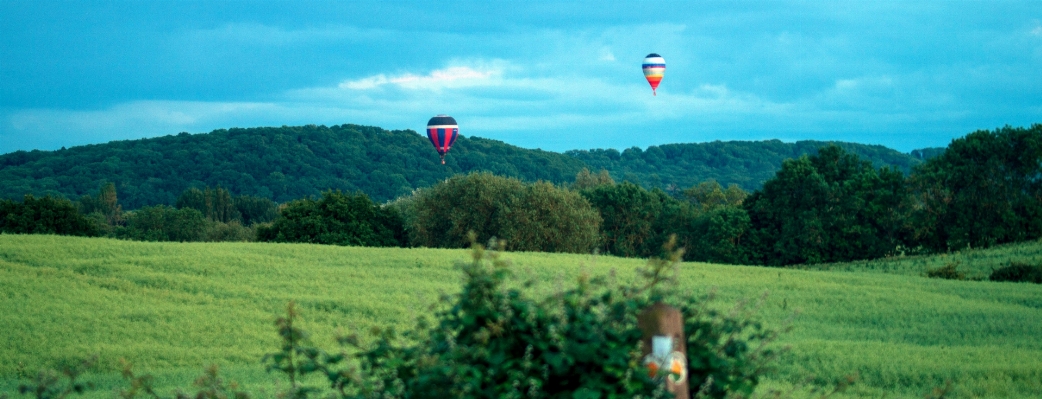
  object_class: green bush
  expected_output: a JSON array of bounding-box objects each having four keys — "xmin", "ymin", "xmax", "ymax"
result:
[
  {"xmin": 409, "ymin": 173, "xmax": 601, "ymax": 253},
  {"xmin": 0, "ymin": 194, "xmax": 99, "ymax": 237},
  {"xmin": 925, "ymin": 263, "xmax": 965, "ymax": 280},
  {"xmin": 989, "ymin": 262, "xmax": 1042, "ymax": 284},
  {"xmin": 256, "ymin": 191, "xmax": 405, "ymax": 247},
  {"xmin": 205, "ymin": 220, "xmax": 256, "ymax": 242}
]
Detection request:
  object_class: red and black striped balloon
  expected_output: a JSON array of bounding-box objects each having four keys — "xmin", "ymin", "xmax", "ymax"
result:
[{"xmin": 426, "ymin": 114, "xmax": 459, "ymax": 164}]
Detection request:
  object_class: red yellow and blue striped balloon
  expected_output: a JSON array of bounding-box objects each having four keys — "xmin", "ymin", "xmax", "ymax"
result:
[
  {"xmin": 426, "ymin": 114, "xmax": 459, "ymax": 164},
  {"xmin": 642, "ymin": 53, "xmax": 666, "ymax": 95}
]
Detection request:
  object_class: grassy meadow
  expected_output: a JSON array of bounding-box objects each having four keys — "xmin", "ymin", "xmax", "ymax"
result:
[
  {"xmin": 801, "ymin": 240, "xmax": 1042, "ymax": 280},
  {"xmin": 1, "ymin": 234, "xmax": 1040, "ymax": 398}
]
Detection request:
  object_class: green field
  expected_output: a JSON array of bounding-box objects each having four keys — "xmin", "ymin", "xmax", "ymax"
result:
[
  {"xmin": 801, "ymin": 240, "xmax": 1042, "ymax": 280},
  {"xmin": 2, "ymin": 235, "xmax": 1040, "ymax": 398}
]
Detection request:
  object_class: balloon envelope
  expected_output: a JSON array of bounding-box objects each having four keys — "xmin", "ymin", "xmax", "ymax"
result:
[
  {"xmin": 642, "ymin": 53, "xmax": 665, "ymax": 95},
  {"xmin": 426, "ymin": 115, "xmax": 459, "ymax": 164}
]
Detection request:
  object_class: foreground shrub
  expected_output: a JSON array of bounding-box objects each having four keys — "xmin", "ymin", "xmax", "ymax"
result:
[
  {"xmin": 11, "ymin": 356, "xmax": 97, "ymax": 399},
  {"xmin": 989, "ymin": 262, "xmax": 1042, "ymax": 284},
  {"xmin": 262, "ymin": 239, "xmax": 786, "ymax": 398},
  {"xmin": 410, "ymin": 173, "xmax": 601, "ymax": 253},
  {"xmin": 0, "ymin": 194, "xmax": 99, "ymax": 237},
  {"xmin": 257, "ymin": 191, "xmax": 405, "ymax": 247}
]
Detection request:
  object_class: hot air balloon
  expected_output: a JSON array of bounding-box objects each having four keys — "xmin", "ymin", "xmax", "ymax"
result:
[
  {"xmin": 426, "ymin": 114, "xmax": 459, "ymax": 164},
  {"xmin": 642, "ymin": 53, "xmax": 666, "ymax": 95}
]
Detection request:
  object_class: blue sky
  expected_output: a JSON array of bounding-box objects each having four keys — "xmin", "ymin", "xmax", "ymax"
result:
[{"xmin": 2, "ymin": 1, "xmax": 1041, "ymax": 154}]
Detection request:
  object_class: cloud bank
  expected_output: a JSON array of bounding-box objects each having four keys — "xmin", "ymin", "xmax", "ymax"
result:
[{"xmin": 2, "ymin": 2, "xmax": 1040, "ymax": 153}]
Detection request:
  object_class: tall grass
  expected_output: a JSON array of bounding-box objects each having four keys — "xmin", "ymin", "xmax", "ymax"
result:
[
  {"xmin": 1, "ymin": 234, "xmax": 1040, "ymax": 398},
  {"xmin": 800, "ymin": 240, "xmax": 1042, "ymax": 279}
]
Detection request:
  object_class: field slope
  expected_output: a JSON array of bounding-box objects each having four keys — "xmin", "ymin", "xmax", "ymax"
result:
[{"xmin": 1, "ymin": 235, "xmax": 1040, "ymax": 398}]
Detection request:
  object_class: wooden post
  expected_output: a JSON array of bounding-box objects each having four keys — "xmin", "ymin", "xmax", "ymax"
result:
[{"xmin": 638, "ymin": 302, "xmax": 689, "ymax": 399}]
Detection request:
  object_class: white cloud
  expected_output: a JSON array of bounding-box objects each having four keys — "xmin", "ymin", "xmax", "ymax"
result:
[
  {"xmin": 832, "ymin": 76, "xmax": 894, "ymax": 92},
  {"xmin": 338, "ymin": 65, "xmax": 503, "ymax": 91}
]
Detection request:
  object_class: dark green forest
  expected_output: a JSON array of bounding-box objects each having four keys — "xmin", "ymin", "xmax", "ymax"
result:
[
  {"xmin": 0, "ymin": 125, "xmax": 586, "ymax": 208},
  {"xmin": 566, "ymin": 140, "xmax": 926, "ymax": 193},
  {"xmin": 0, "ymin": 124, "xmax": 927, "ymax": 207}
]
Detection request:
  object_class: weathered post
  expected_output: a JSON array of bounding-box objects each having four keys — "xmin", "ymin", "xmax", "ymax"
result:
[{"xmin": 638, "ymin": 302, "xmax": 689, "ymax": 399}]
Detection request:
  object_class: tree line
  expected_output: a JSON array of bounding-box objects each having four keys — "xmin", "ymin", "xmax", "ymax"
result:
[
  {"xmin": 1, "ymin": 183, "xmax": 277, "ymax": 242},
  {"xmin": 3, "ymin": 124, "xmax": 1039, "ymax": 266},
  {"xmin": 0, "ymin": 123, "xmax": 927, "ymax": 208}
]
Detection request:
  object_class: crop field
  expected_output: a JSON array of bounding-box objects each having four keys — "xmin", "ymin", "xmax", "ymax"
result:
[{"xmin": 1, "ymin": 234, "xmax": 1040, "ymax": 398}]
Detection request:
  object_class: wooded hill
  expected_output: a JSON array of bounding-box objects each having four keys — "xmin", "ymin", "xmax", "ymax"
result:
[
  {"xmin": 0, "ymin": 123, "xmax": 931, "ymax": 208},
  {"xmin": 567, "ymin": 140, "xmax": 935, "ymax": 192}
]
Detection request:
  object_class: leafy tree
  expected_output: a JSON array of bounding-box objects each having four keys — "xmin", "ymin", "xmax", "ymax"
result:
[
  {"xmin": 686, "ymin": 206, "xmax": 753, "ymax": 265},
  {"xmin": 580, "ymin": 182, "xmax": 665, "ymax": 257},
  {"xmin": 118, "ymin": 205, "xmax": 209, "ymax": 242},
  {"xmin": 175, "ymin": 188, "xmax": 207, "ymax": 216},
  {"xmin": 908, "ymin": 125, "xmax": 1042, "ymax": 251},
  {"xmin": 0, "ymin": 194, "xmax": 99, "ymax": 236},
  {"xmin": 409, "ymin": 173, "xmax": 601, "ymax": 253},
  {"xmin": 77, "ymin": 182, "xmax": 124, "ymax": 226},
  {"xmin": 682, "ymin": 180, "xmax": 748, "ymax": 212},
  {"xmin": 176, "ymin": 186, "xmax": 241, "ymax": 223},
  {"xmin": 743, "ymin": 146, "xmax": 910, "ymax": 265},
  {"xmin": 570, "ymin": 167, "xmax": 615, "ymax": 191},
  {"xmin": 234, "ymin": 195, "xmax": 277, "ymax": 226},
  {"xmin": 498, "ymin": 181, "xmax": 602, "ymax": 253},
  {"xmin": 256, "ymin": 191, "xmax": 405, "ymax": 247}
]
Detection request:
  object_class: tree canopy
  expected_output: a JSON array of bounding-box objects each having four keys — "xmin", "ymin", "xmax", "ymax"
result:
[
  {"xmin": 908, "ymin": 124, "xmax": 1042, "ymax": 251},
  {"xmin": 743, "ymin": 145, "xmax": 909, "ymax": 265},
  {"xmin": 567, "ymin": 139, "xmax": 924, "ymax": 193},
  {"xmin": 257, "ymin": 191, "xmax": 405, "ymax": 247},
  {"xmin": 1, "ymin": 124, "xmax": 925, "ymax": 208},
  {"xmin": 0, "ymin": 125, "xmax": 587, "ymax": 207},
  {"xmin": 408, "ymin": 173, "xmax": 602, "ymax": 253}
]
